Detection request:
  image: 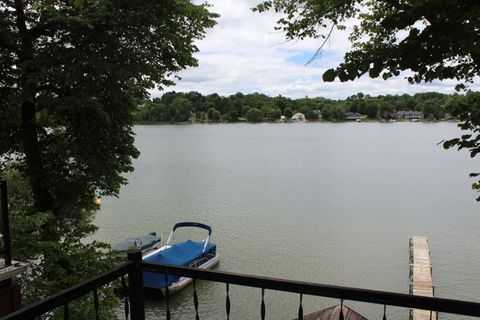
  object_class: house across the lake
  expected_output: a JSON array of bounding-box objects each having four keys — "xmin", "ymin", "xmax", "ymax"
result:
[
  {"xmin": 395, "ymin": 111, "xmax": 424, "ymax": 119},
  {"xmin": 345, "ymin": 112, "xmax": 365, "ymax": 120},
  {"xmin": 291, "ymin": 113, "xmax": 306, "ymax": 123}
]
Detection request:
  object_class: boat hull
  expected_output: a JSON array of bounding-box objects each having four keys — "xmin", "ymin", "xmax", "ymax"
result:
[{"xmin": 155, "ymin": 255, "xmax": 221, "ymax": 295}]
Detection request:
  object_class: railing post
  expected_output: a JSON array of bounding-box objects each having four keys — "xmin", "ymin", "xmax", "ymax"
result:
[
  {"xmin": 0, "ymin": 180, "xmax": 12, "ymax": 266},
  {"xmin": 127, "ymin": 251, "xmax": 145, "ymax": 320}
]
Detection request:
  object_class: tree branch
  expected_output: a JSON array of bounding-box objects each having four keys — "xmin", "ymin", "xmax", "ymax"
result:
[{"xmin": 306, "ymin": 23, "xmax": 335, "ymax": 65}]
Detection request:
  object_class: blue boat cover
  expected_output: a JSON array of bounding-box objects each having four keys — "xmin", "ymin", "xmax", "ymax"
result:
[{"xmin": 143, "ymin": 240, "xmax": 216, "ymax": 289}]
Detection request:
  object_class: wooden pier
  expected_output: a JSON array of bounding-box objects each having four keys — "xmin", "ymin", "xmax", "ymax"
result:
[{"xmin": 409, "ymin": 236, "xmax": 436, "ymax": 320}]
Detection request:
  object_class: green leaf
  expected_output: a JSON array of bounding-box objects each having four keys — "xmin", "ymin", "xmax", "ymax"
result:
[
  {"xmin": 322, "ymin": 68, "xmax": 336, "ymax": 82},
  {"xmin": 369, "ymin": 63, "xmax": 382, "ymax": 78},
  {"xmin": 73, "ymin": 0, "xmax": 84, "ymax": 8}
]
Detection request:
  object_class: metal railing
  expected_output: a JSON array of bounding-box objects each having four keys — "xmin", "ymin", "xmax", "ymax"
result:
[
  {"xmin": 1, "ymin": 252, "xmax": 145, "ymax": 320},
  {"xmin": 2, "ymin": 254, "xmax": 480, "ymax": 320},
  {"xmin": 1, "ymin": 251, "xmax": 480, "ymax": 320},
  {"xmin": 142, "ymin": 262, "xmax": 480, "ymax": 320}
]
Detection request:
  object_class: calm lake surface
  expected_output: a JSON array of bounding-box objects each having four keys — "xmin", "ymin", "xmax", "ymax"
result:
[{"xmin": 95, "ymin": 123, "xmax": 480, "ymax": 319}]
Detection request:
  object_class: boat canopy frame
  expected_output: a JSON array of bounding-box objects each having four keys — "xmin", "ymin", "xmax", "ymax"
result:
[{"xmin": 166, "ymin": 222, "xmax": 212, "ymax": 253}]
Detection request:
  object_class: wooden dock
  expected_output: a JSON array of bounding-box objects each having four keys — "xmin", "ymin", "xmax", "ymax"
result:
[{"xmin": 409, "ymin": 236, "xmax": 436, "ymax": 320}]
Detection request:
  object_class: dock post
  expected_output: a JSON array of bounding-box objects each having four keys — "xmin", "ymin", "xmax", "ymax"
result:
[
  {"xmin": 128, "ymin": 250, "xmax": 145, "ymax": 320},
  {"xmin": 0, "ymin": 181, "xmax": 12, "ymax": 267}
]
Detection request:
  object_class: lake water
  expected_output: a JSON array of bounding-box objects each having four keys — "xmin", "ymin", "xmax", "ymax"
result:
[{"xmin": 95, "ymin": 123, "xmax": 480, "ymax": 319}]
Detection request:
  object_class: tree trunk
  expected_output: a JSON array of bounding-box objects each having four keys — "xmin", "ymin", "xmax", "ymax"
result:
[
  {"xmin": 14, "ymin": 0, "xmax": 54, "ymax": 213},
  {"xmin": 21, "ymin": 101, "xmax": 53, "ymax": 212}
]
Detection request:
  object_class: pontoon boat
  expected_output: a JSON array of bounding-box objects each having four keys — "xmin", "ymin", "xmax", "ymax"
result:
[{"xmin": 142, "ymin": 222, "xmax": 220, "ymax": 294}]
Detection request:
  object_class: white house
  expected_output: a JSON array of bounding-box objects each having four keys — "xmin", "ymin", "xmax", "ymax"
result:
[
  {"xmin": 395, "ymin": 111, "xmax": 424, "ymax": 119},
  {"xmin": 291, "ymin": 113, "xmax": 306, "ymax": 123}
]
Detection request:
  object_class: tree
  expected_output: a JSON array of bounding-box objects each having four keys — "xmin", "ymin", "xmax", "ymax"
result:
[
  {"xmin": 443, "ymin": 92, "xmax": 480, "ymax": 200},
  {"xmin": 420, "ymin": 99, "xmax": 441, "ymax": 120},
  {"xmin": 245, "ymin": 108, "xmax": 264, "ymax": 122},
  {"xmin": 196, "ymin": 111, "xmax": 207, "ymax": 122},
  {"xmin": 136, "ymin": 100, "xmax": 168, "ymax": 122},
  {"xmin": 346, "ymin": 93, "xmax": 365, "ymax": 113},
  {"xmin": 1, "ymin": 0, "xmax": 217, "ymax": 307},
  {"xmin": 171, "ymin": 97, "xmax": 193, "ymax": 122},
  {"xmin": 186, "ymin": 91, "xmax": 206, "ymax": 112},
  {"xmin": 359, "ymin": 99, "xmax": 380, "ymax": 119},
  {"xmin": 205, "ymin": 93, "xmax": 224, "ymax": 114},
  {"xmin": 377, "ymin": 100, "xmax": 395, "ymax": 119},
  {"xmin": 224, "ymin": 96, "xmax": 242, "ymax": 122},
  {"xmin": 322, "ymin": 104, "xmax": 345, "ymax": 121},
  {"xmin": 2, "ymin": 0, "xmax": 217, "ymax": 213},
  {"xmin": 283, "ymin": 107, "xmax": 293, "ymax": 118},
  {"xmin": 207, "ymin": 107, "xmax": 221, "ymax": 121},
  {"xmin": 274, "ymin": 95, "xmax": 294, "ymax": 112},
  {"xmin": 266, "ymin": 107, "xmax": 282, "ymax": 120}
]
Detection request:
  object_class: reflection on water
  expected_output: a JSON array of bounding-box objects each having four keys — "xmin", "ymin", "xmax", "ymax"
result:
[{"xmin": 98, "ymin": 123, "xmax": 480, "ymax": 319}]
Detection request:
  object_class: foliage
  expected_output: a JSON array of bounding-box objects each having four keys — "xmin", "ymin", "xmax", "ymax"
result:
[
  {"xmin": 207, "ymin": 107, "xmax": 221, "ymax": 121},
  {"xmin": 265, "ymin": 106, "xmax": 282, "ymax": 120},
  {"xmin": 2, "ymin": 0, "xmax": 217, "ymax": 214},
  {"xmin": 254, "ymin": 0, "xmax": 480, "ymax": 87},
  {"xmin": 443, "ymin": 92, "xmax": 480, "ymax": 200},
  {"xmin": 139, "ymin": 91, "xmax": 458, "ymax": 123},
  {"xmin": 136, "ymin": 100, "xmax": 168, "ymax": 122},
  {"xmin": 1, "ymin": 170, "xmax": 121, "ymax": 319},
  {"xmin": 420, "ymin": 99, "xmax": 442, "ymax": 120},
  {"xmin": 171, "ymin": 97, "xmax": 193, "ymax": 122},
  {"xmin": 283, "ymin": 107, "xmax": 293, "ymax": 118},
  {"xmin": 245, "ymin": 108, "xmax": 264, "ymax": 122},
  {"xmin": 322, "ymin": 104, "xmax": 346, "ymax": 121},
  {"xmin": 1, "ymin": 0, "xmax": 217, "ymax": 314}
]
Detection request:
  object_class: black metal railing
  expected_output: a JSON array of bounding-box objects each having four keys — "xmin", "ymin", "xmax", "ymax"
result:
[
  {"xmin": 3, "ymin": 250, "xmax": 480, "ymax": 320},
  {"xmin": 1, "ymin": 251, "xmax": 145, "ymax": 320},
  {"xmin": 0, "ymin": 180, "xmax": 12, "ymax": 267},
  {"xmin": 142, "ymin": 261, "xmax": 480, "ymax": 319}
]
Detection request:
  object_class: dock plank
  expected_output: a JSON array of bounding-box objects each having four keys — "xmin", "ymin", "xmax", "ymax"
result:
[{"xmin": 409, "ymin": 236, "xmax": 437, "ymax": 320}]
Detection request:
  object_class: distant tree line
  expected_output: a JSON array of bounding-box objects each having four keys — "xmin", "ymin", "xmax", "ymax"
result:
[{"xmin": 135, "ymin": 91, "xmax": 475, "ymax": 123}]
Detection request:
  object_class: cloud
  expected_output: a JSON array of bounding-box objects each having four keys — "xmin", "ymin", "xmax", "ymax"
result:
[{"xmin": 150, "ymin": 0, "xmax": 478, "ymax": 99}]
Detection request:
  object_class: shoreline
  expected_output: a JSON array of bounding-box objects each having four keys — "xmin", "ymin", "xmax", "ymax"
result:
[{"xmin": 134, "ymin": 119, "xmax": 460, "ymax": 125}]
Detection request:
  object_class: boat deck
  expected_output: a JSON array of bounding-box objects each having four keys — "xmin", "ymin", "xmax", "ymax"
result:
[{"xmin": 143, "ymin": 240, "xmax": 217, "ymax": 290}]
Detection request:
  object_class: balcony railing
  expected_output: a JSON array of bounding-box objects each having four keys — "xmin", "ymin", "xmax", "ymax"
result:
[
  {"xmin": 3, "ymin": 249, "xmax": 480, "ymax": 320},
  {"xmin": 142, "ymin": 262, "xmax": 480, "ymax": 320},
  {"xmin": 1, "ymin": 252, "xmax": 145, "ymax": 320}
]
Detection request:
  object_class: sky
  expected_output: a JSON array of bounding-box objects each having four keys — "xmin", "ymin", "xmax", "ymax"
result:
[{"xmin": 151, "ymin": 0, "xmax": 476, "ymax": 100}]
